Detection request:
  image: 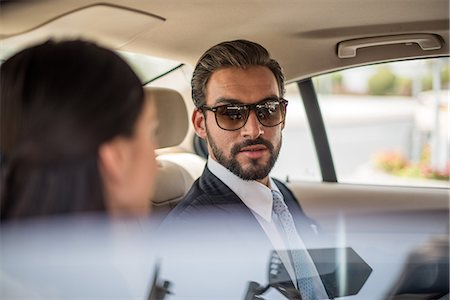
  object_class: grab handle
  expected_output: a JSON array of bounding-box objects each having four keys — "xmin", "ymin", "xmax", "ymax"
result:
[{"xmin": 338, "ymin": 34, "xmax": 442, "ymax": 58}]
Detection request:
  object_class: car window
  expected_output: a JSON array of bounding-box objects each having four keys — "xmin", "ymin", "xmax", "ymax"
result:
[
  {"xmin": 271, "ymin": 83, "xmax": 321, "ymax": 182},
  {"xmin": 119, "ymin": 51, "xmax": 182, "ymax": 84},
  {"xmin": 313, "ymin": 57, "xmax": 449, "ymax": 188}
]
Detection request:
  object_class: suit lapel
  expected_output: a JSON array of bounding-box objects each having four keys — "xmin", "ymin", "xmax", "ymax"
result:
[{"xmin": 199, "ymin": 167, "xmax": 273, "ymax": 247}]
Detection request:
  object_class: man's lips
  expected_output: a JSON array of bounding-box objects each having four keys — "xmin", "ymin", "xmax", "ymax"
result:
[
  {"xmin": 238, "ymin": 144, "xmax": 268, "ymax": 159},
  {"xmin": 239, "ymin": 145, "xmax": 268, "ymax": 152}
]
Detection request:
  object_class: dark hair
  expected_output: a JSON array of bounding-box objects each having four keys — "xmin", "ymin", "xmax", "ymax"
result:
[
  {"xmin": 0, "ymin": 40, "xmax": 144, "ymax": 221},
  {"xmin": 191, "ymin": 39, "xmax": 285, "ymax": 107}
]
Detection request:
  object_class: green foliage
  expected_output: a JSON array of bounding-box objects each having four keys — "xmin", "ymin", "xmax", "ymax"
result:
[
  {"xmin": 441, "ymin": 64, "xmax": 449, "ymax": 88},
  {"xmin": 368, "ymin": 66, "xmax": 397, "ymax": 95},
  {"xmin": 331, "ymin": 72, "xmax": 343, "ymax": 85}
]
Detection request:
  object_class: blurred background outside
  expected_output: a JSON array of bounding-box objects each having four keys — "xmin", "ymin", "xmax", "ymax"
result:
[{"xmin": 275, "ymin": 57, "xmax": 449, "ymax": 188}]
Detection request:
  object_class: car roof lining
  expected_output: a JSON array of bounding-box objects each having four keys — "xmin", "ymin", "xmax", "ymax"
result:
[
  {"xmin": 1, "ymin": 0, "xmax": 449, "ymax": 80},
  {"xmin": 0, "ymin": 3, "xmax": 165, "ymax": 38}
]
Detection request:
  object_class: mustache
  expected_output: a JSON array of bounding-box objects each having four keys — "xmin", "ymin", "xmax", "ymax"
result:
[{"xmin": 231, "ymin": 137, "xmax": 274, "ymax": 156}]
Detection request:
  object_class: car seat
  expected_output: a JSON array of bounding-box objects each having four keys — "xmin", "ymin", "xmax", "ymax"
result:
[{"xmin": 145, "ymin": 86, "xmax": 206, "ymax": 222}]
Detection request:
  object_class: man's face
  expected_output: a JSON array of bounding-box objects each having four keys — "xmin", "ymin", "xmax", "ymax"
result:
[{"xmin": 192, "ymin": 66, "xmax": 284, "ymax": 184}]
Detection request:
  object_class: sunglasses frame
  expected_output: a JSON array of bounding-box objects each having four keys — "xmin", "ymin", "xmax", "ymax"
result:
[{"xmin": 200, "ymin": 98, "xmax": 288, "ymax": 131}]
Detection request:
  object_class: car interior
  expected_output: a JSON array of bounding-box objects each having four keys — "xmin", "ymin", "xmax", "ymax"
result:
[
  {"xmin": 1, "ymin": 1, "xmax": 449, "ymax": 299},
  {"xmin": 147, "ymin": 86, "xmax": 206, "ymax": 223}
]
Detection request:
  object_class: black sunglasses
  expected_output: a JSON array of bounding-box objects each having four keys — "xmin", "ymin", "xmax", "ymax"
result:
[{"xmin": 200, "ymin": 98, "xmax": 288, "ymax": 131}]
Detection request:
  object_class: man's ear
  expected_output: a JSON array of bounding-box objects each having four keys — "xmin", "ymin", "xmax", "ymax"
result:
[
  {"xmin": 192, "ymin": 109, "xmax": 207, "ymax": 139},
  {"xmin": 98, "ymin": 137, "xmax": 129, "ymax": 185}
]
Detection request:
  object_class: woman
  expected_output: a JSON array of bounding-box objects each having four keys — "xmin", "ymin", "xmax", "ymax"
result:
[{"xmin": 0, "ymin": 40, "xmax": 158, "ymax": 220}]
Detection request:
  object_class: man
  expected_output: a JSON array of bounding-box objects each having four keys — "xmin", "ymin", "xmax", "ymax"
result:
[{"xmin": 162, "ymin": 40, "xmax": 329, "ymax": 299}]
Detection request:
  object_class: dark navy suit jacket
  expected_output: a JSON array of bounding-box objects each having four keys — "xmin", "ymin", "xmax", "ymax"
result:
[
  {"xmin": 164, "ymin": 166, "xmax": 318, "ymax": 241},
  {"xmin": 160, "ymin": 167, "xmax": 324, "ymax": 299}
]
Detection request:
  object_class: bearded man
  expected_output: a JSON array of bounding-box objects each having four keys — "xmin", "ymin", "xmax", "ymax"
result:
[{"xmin": 161, "ymin": 40, "xmax": 329, "ymax": 300}]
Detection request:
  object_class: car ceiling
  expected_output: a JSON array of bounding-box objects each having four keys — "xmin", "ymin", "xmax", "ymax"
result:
[{"xmin": 1, "ymin": 0, "xmax": 449, "ymax": 82}]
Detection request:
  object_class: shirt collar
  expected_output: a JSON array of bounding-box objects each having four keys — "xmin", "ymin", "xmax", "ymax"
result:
[{"xmin": 207, "ymin": 157, "xmax": 281, "ymax": 222}]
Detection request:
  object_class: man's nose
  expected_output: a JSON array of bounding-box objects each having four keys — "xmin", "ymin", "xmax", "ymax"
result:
[{"xmin": 241, "ymin": 110, "xmax": 263, "ymax": 139}]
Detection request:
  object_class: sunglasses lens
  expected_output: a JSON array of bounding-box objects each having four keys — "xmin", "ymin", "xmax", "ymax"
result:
[
  {"xmin": 209, "ymin": 100, "xmax": 287, "ymax": 130},
  {"xmin": 216, "ymin": 105, "xmax": 248, "ymax": 130},
  {"xmin": 256, "ymin": 101, "xmax": 285, "ymax": 127}
]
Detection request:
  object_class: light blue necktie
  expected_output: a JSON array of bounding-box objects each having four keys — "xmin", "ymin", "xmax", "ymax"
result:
[{"xmin": 272, "ymin": 190, "xmax": 318, "ymax": 300}]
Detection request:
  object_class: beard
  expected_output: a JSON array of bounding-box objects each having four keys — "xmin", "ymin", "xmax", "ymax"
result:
[{"xmin": 206, "ymin": 126, "xmax": 281, "ymax": 181}]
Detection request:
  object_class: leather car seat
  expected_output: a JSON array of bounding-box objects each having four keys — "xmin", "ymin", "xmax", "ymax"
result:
[{"xmin": 144, "ymin": 86, "xmax": 206, "ymax": 223}]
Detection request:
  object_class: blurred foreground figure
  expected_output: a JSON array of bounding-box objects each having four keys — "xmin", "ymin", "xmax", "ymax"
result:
[
  {"xmin": 0, "ymin": 40, "xmax": 158, "ymax": 220},
  {"xmin": 0, "ymin": 39, "xmax": 161, "ymax": 299}
]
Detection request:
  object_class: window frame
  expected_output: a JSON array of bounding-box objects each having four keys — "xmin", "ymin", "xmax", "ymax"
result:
[
  {"xmin": 298, "ymin": 57, "xmax": 450, "ymax": 188},
  {"xmin": 297, "ymin": 79, "xmax": 337, "ymax": 183}
]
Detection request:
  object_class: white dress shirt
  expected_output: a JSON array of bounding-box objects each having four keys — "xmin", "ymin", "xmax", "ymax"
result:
[{"xmin": 207, "ymin": 157, "xmax": 329, "ymax": 299}]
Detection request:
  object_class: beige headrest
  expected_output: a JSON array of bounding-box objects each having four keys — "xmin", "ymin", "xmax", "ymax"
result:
[
  {"xmin": 144, "ymin": 87, "xmax": 189, "ymax": 149},
  {"xmin": 152, "ymin": 158, "xmax": 193, "ymax": 205}
]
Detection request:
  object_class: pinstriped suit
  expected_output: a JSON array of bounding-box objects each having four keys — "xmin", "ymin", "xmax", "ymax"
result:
[
  {"xmin": 164, "ymin": 166, "xmax": 319, "ymax": 241},
  {"xmin": 160, "ymin": 166, "xmax": 324, "ymax": 299}
]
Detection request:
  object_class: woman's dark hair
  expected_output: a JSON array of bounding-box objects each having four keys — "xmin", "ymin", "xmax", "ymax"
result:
[{"xmin": 0, "ymin": 40, "xmax": 144, "ymax": 221}]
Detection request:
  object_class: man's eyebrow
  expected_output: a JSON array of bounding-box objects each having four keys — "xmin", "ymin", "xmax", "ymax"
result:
[
  {"xmin": 214, "ymin": 98, "xmax": 242, "ymax": 105},
  {"xmin": 214, "ymin": 95, "xmax": 280, "ymax": 105},
  {"xmin": 259, "ymin": 95, "xmax": 281, "ymax": 102}
]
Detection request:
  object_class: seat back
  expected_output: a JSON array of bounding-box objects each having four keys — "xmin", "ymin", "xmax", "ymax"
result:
[{"xmin": 145, "ymin": 87, "xmax": 205, "ymax": 221}]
